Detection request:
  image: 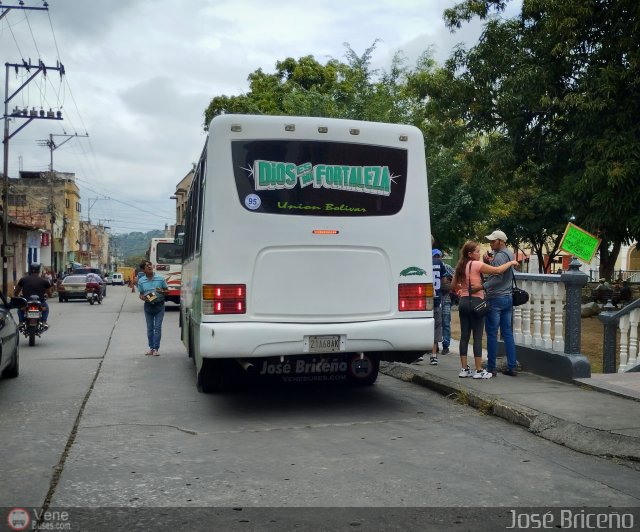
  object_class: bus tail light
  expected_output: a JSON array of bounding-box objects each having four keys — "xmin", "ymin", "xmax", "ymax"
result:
[
  {"xmin": 203, "ymin": 284, "xmax": 246, "ymax": 314},
  {"xmin": 398, "ymin": 283, "xmax": 433, "ymax": 311},
  {"xmin": 155, "ymin": 264, "xmax": 169, "ymax": 271}
]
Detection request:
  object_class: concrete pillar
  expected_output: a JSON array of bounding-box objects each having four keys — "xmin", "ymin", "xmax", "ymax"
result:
[
  {"xmin": 559, "ymin": 257, "xmax": 591, "ymax": 378},
  {"xmin": 599, "ymin": 301, "xmax": 619, "ymax": 373},
  {"xmin": 561, "ymin": 257, "xmax": 589, "ymax": 355}
]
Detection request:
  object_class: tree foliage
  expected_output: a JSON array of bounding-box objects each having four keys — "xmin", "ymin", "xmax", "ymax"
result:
[
  {"xmin": 203, "ymin": 43, "xmax": 416, "ymax": 127},
  {"xmin": 200, "ymin": 3, "xmax": 639, "ymax": 276},
  {"xmin": 112, "ymin": 230, "xmax": 163, "ymax": 262},
  {"xmin": 202, "ymin": 44, "xmax": 483, "ymax": 251},
  {"xmin": 442, "ymin": 0, "xmax": 640, "ymax": 275}
]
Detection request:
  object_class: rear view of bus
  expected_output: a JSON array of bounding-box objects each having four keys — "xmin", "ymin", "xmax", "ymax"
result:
[
  {"xmin": 181, "ymin": 115, "xmax": 434, "ymax": 392},
  {"xmin": 148, "ymin": 237, "xmax": 182, "ymax": 304}
]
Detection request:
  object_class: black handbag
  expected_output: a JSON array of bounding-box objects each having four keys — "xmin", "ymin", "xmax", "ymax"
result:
[
  {"xmin": 472, "ymin": 297, "xmax": 491, "ymax": 317},
  {"xmin": 512, "ymin": 274, "xmax": 529, "ymax": 307}
]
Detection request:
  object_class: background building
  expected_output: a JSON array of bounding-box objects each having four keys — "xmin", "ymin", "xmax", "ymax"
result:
[
  {"xmin": 9, "ymin": 171, "xmax": 82, "ymax": 274},
  {"xmin": 171, "ymin": 169, "xmax": 193, "ymax": 227},
  {"xmin": 4, "ymin": 170, "xmax": 113, "ymax": 278}
]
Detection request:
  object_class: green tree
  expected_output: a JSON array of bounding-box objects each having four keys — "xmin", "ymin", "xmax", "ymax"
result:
[
  {"xmin": 202, "ymin": 44, "xmax": 479, "ymax": 253},
  {"xmin": 405, "ymin": 53, "xmax": 504, "ymax": 252},
  {"xmin": 203, "ymin": 43, "xmax": 417, "ymax": 126},
  {"xmin": 125, "ymin": 255, "xmax": 146, "ymax": 268},
  {"xmin": 443, "ymin": 0, "xmax": 640, "ymax": 277}
]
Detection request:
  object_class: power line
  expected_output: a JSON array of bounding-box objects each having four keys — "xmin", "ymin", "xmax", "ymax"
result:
[
  {"xmin": 74, "ymin": 177, "xmax": 174, "ymax": 220},
  {"xmin": 1, "ymin": 2, "xmax": 179, "ymax": 242}
]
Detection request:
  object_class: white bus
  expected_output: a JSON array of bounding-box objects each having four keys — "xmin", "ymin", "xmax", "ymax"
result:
[
  {"xmin": 147, "ymin": 237, "xmax": 182, "ymax": 304},
  {"xmin": 180, "ymin": 114, "xmax": 435, "ymax": 392}
]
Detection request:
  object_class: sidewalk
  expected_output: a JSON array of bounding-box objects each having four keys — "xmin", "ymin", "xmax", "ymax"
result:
[{"xmin": 380, "ymin": 341, "xmax": 640, "ymax": 463}]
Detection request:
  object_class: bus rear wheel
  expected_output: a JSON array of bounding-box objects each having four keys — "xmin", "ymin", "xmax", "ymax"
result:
[
  {"xmin": 197, "ymin": 359, "xmax": 235, "ymax": 393},
  {"xmin": 346, "ymin": 353, "xmax": 379, "ymax": 386}
]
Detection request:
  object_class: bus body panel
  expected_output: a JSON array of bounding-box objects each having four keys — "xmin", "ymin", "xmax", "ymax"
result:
[
  {"xmin": 181, "ymin": 115, "xmax": 434, "ymax": 371},
  {"xmin": 250, "ymin": 246, "xmax": 391, "ymax": 318},
  {"xmin": 197, "ymin": 319, "xmax": 432, "ymax": 358}
]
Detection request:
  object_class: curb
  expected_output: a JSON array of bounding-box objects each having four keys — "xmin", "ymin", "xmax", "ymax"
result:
[{"xmin": 380, "ymin": 362, "xmax": 640, "ymax": 463}]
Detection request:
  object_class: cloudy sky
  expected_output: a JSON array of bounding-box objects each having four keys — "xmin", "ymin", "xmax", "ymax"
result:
[{"xmin": 1, "ymin": 0, "xmax": 517, "ymax": 234}]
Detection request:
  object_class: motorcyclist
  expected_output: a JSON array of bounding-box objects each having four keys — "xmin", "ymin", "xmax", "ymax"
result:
[
  {"xmin": 86, "ymin": 271, "xmax": 103, "ymax": 300},
  {"xmin": 13, "ymin": 263, "xmax": 53, "ymax": 330}
]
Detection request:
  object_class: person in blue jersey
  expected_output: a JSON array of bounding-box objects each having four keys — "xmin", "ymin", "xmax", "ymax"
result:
[
  {"xmin": 439, "ymin": 256, "xmax": 455, "ymax": 356},
  {"xmin": 429, "ymin": 249, "xmax": 448, "ymax": 365},
  {"xmin": 414, "ymin": 248, "xmax": 448, "ymax": 365},
  {"xmin": 138, "ymin": 260, "xmax": 169, "ymax": 356}
]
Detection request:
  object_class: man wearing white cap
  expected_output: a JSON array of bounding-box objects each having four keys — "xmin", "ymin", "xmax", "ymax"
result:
[{"xmin": 483, "ymin": 230, "xmax": 518, "ymax": 376}]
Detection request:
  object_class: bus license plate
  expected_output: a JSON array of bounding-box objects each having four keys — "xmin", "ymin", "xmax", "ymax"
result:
[
  {"xmin": 27, "ymin": 311, "xmax": 41, "ymax": 318},
  {"xmin": 307, "ymin": 335, "xmax": 342, "ymax": 353}
]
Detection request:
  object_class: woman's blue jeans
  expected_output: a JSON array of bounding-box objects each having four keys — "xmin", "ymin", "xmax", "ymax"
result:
[
  {"xmin": 485, "ymin": 295, "xmax": 517, "ymax": 372},
  {"xmin": 144, "ymin": 302, "xmax": 165, "ymax": 350}
]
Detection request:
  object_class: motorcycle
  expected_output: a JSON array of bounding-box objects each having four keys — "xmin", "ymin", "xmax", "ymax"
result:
[
  {"xmin": 16, "ymin": 295, "xmax": 47, "ymax": 346},
  {"xmin": 86, "ymin": 283, "xmax": 102, "ymax": 305}
]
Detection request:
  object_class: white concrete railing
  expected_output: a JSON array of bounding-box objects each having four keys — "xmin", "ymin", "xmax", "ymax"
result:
[
  {"xmin": 614, "ymin": 307, "xmax": 640, "ymax": 372},
  {"xmin": 516, "ymin": 275, "xmax": 640, "ymax": 372},
  {"xmin": 512, "ymin": 276, "xmax": 566, "ymax": 353}
]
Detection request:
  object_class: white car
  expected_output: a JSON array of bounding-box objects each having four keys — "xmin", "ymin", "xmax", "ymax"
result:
[
  {"xmin": 0, "ymin": 291, "xmax": 20, "ymax": 379},
  {"xmin": 111, "ymin": 273, "xmax": 125, "ymax": 285}
]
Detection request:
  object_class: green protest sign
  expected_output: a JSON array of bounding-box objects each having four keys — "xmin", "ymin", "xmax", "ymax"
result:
[{"xmin": 559, "ymin": 223, "xmax": 601, "ymax": 263}]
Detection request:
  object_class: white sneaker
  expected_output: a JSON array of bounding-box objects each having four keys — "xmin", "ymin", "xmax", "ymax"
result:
[
  {"xmin": 458, "ymin": 367, "xmax": 473, "ymax": 378},
  {"xmin": 411, "ymin": 356, "xmax": 424, "ymax": 364},
  {"xmin": 473, "ymin": 369, "xmax": 493, "ymax": 379}
]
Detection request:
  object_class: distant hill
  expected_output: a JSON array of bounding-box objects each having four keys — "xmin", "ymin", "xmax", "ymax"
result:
[{"xmin": 112, "ymin": 230, "xmax": 164, "ymax": 261}]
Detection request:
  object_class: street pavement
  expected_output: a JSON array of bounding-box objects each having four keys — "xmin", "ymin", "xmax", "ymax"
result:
[{"xmin": 381, "ymin": 342, "xmax": 640, "ymax": 463}]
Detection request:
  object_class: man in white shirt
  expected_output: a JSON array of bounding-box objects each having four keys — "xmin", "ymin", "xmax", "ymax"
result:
[{"xmin": 86, "ymin": 272, "xmax": 103, "ymax": 300}]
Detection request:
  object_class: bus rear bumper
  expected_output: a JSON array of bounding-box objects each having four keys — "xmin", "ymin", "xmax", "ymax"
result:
[{"xmin": 198, "ymin": 318, "xmax": 434, "ymax": 359}]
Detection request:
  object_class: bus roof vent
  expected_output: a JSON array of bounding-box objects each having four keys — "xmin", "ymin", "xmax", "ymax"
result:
[
  {"xmin": 399, "ymin": 135, "xmax": 408, "ymax": 142},
  {"xmin": 285, "ymin": 124, "xmax": 295, "ymax": 132},
  {"xmin": 231, "ymin": 124, "xmax": 242, "ymax": 132},
  {"xmin": 349, "ymin": 128, "xmax": 360, "ymax": 135},
  {"xmin": 318, "ymin": 126, "xmax": 328, "ymax": 133}
]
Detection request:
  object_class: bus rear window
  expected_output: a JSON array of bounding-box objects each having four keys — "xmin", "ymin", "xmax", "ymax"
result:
[
  {"xmin": 156, "ymin": 242, "xmax": 183, "ymax": 264},
  {"xmin": 232, "ymin": 140, "xmax": 407, "ymax": 216}
]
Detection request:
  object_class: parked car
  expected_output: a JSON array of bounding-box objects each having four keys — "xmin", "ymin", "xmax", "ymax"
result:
[
  {"xmin": 111, "ymin": 273, "xmax": 124, "ymax": 286},
  {"xmin": 58, "ymin": 274, "xmax": 88, "ymax": 302},
  {"xmin": 0, "ymin": 291, "xmax": 20, "ymax": 379}
]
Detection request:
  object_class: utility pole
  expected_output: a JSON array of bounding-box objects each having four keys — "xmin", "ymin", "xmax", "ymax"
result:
[
  {"xmin": 96, "ymin": 219, "xmax": 112, "ymax": 270},
  {"xmin": 48, "ymin": 178, "xmax": 55, "ymax": 273},
  {"xmin": 0, "ymin": 2, "xmax": 49, "ymax": 21},
  {"xmin": 3, "ymin": 58, "xmax": 64, "ymax": 294},
  {"xmin": 37, "ymin": 132, "xmax": 89, "ymax": 274},
  {"xmin": 87, "ymin": 197, "xmax": 110, "ymax": 226},
  {"xmin": 38, "ymin": 132, "xmax": 89, "ymax": 172},
  {"xmin": 1, "ymin": 2, "xmax": 52, "ymax": 294},
  {"xmin": 85, "ymin": 198, "xmax": 108, "ymax": 267}
]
